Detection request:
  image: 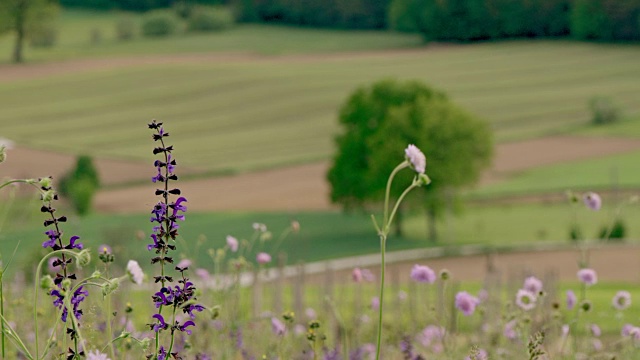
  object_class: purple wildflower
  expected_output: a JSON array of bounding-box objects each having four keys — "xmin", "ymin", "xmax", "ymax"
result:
[
  {"xmin": 591, "ymin": 324, "xmax": 601, "ymax": 337},
  {"xmin": 455, "ymin": 291, "xmax": 479, "ymax": 316},
  {"xmin": 271, "ymin": 317, "xmax": 286, "ymax": 336},
  {"xmin": 256, "ymin": 252, "xmax": 271, "ymax": 264},
  {"xmin": 583, "ymin": 192, "xmax": 602, "ymax": 210},
  {"xmin": 226, "ymin": 235, "xmax": 239, "ymax": 252},
  {"xmin": 577, "ymin": 268, "xmax": 598, "ymax": 286},
  {"xmin": 504, "ymin": 320, "xmax": 517, "ymax": 340},
  {"xmin": 566, "ymin": 290, "xmax": 577, "ymax": 309},
  {"xmin": 613, "ymin": 290, "xmax": 632, "ymax": 310},
  {"xmin": 523, "ymin": 276, "xmax": 543, "ymax": 295},
  {"xmin": 410, "ymin": 264, "xmax": 436, "ymax": 283},
  {"xmin": 405, "ymin": 144, "xmax": 426, "ymax": 174},
  {"xmin": 515, "ymin": 289, "xmax": 537, "ymax": 311}
]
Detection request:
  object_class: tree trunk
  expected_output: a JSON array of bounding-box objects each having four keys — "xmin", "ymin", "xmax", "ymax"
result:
[
  {"xmin": 12, "ymin": 0, "xmax": 27, "ymax": 63},
  {"xmin": 426, "ymin": 207, "xmax": 437, "ymax": 242}
]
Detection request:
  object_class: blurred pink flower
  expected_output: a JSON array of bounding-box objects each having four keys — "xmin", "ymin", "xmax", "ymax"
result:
[
  {"xmin": 256, "ymin": 252, "xmax": 271, "ymax": 264},
  {"xmin": 226, "ymin": 235, "xmax": 239, "ymax": 252},
  {"xmin": 577, "ymin": 268, "xmax": 597, "ymax": 286},
  {"xmin": 583, "ymin": 192, "xmax": 602, "ymax": 210},
  {"xmin": 613, "ymin": 290, "xmax": 631, "ymax": 310},
  {"xmin": 405, "ymin": 144, "xmax": 426, "ymax": 174},
  {"xmin": 566, "ymin": 290, "xmax": 577, "ymax": 310},
  {"xmin": 410, "ymin": 264, "xmax": 436, "ymax": 283},
  {"xmin": 523, "ymin": 276, "xmax": 543, "ymax": 295},
  {"xmin": 515, "ymin": 289, "xmax": 537, "ymax": 311},
  {"xmin": 455, "ymin": 291, "xmax": 479, "ymax": 316}
]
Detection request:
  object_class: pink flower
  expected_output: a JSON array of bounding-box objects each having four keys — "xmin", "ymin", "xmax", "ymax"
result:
[
  {"xmin": 566, "ymin": 290, "xmax": 577, "ymax": 309},
  {"xmin": 417, "ymin": 325, "xmax": 445, "ymax": 347},
  {"xmin": 455, "ymin": 291, "xmax": 479, "ymax": 316},
  {"xmin": 410, "ymin": 264, "xmax": 436, "ymax": 283},
  {"xmin": 405, "ymin": 144, "xmax": 426, "ymax": 174},
  {"xmin": 612, "ymin": 290, "xmax": 631, "ymax": 310},
  {"xmin": 583, "ymin": 192, "xmax": 602, "ymax": 210},
  {"xmin": 226, "ymin": 235, "xmax": 239, "ymax": 252},
  {"xmin": 504, "ymin": 320, "xmax": 517, "ymax": 340},
  {"xmin": 256, "ymin": 252, "xmax": 271, "ymax": 264},
  {"xmin": 271, "ymin": 317, "xmax": 286, "ymax": 336},
  {"xmin": 177, "ymin": 258, "xmax": 192, "ymax": 269},
  {"xmin": 371, "ymin": 296, "xmax": 380, "ymax": 310},
  {"xmin": 352, "ymin": 267, "xmax": 363, "ymax": 282},
  {"xmin": 523, "ymin": 276, "xmax": 543, "ymax": 295},
  {"xmin": 126, "ymin": 260, "xmax": 144, "ymax": 285},
  {"xmin": 515, "ymin": 289, "xmax": 537, "ymax": 311},
  {"xmin": 591, "ymin": 324, "xmax": 601, "ymax": 337},
  {"xmin": 577, "ymin": 268, "xmax": 597, "ymax": 286}
]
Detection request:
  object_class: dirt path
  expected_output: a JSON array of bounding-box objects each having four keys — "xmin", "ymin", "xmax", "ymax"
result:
[{"xmin": 93, "ymin": 136, "xmax": 640, "ymax": 213}]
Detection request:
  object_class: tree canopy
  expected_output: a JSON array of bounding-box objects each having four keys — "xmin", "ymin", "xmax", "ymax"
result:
[{"xmin": 327, "ymin": 79, "xmax": 493, "ymax": 240}]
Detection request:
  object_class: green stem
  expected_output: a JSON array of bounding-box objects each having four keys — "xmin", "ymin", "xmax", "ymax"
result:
[
  {"xmin": 375, "ymin": 234, "xmax": 386, "ymax": 360},
  {"xmin": 106, "ymin": 293, "xmax": 116, "ymax": 359},
  {"xmin": 382, "ymin": 162, "xmax": 409, "ymax": 228},
  {"xmin": 386, "ymin": 181, "xmax": 420, "ymax": 233}
]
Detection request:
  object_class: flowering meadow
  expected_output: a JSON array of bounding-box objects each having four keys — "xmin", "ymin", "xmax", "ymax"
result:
[{"xmin": 1, "ymin": 121, "xmax": 640, "ymax": 359}]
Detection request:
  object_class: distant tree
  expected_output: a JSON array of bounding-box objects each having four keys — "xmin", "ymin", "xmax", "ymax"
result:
[
  {"xmin": 0, "ymin": 0, "xmax": 59, "ymax": 63},
  {"xmin": 328, "ymin": 80, "xmax": 493, "ymax": 241},
  {"xmin": 59, "ymin": 155, "xmax": 101, "ymax": 216}
]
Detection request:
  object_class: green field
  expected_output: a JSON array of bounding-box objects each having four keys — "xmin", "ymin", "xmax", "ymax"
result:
[
  {"xmin": 2, "ymin": 37, "xmax": 640, "ymax": 173},
  {"xmin": 469, "ymin": 148, "xmax": 640, "ymax": 197},
  {"xmin": 0, "ymin": 10, "xmax": 424, "ymax": 63},
  {"xmin": 1, "ymin": 198, "xmax": 636, "ymax": 275}
]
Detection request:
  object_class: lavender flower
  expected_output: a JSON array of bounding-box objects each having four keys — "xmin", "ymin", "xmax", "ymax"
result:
[
  {"xmin": 226, "ymin": 235, "xmax": 239, "ymax": 252},
  {"xmin": 577, "ymin": 268, "xmax": 598, "ymax": 286},
  {"xmin": 405, "ymin": 144, "xmax": 426, "ymax": 174},
  {"xmin": 515, "ymin": 289, "xmax": 537, "ymax": 311},
  {"xmin": 613, "ymin": 290, "xmax": 632, "ymax": 310},
  {"xmin": 591, "ymin": 324, "xmax": 601, "ymax": 337},
  {"xmin": 523, "ymin": 276, "xmax": 543, "ymax": 295},
  {"xmin": 566, "ymin": 289, "xmax": 577, "ymax": 309},
  {"xmin": 87, "ymin": 350, "xmax": 110, "ymax": 360},
  {"xmin": 455, "ymin": 291, "xmax": 479, "ymax": 316},
  {"xmin": 271, "ymin": 317, "xmax": 286, "ymax": 336},
  {"xmin": 410, "ymin": 264, "xmax": 436, "ymax": 283},
  {"xmin": 583, "ymin": 192, "xmax": 602, "ymax": 210},
  {"xmin": 126, "ymin": 260, "xmax": 144, "ymax": 285},
  {"xmin": 147, "ymin": 120, "xmax": 202, "ymax": 359},
  {"xmin": 504, "ymin": 320, "xmax": 517, "ymax": 340},
  {"xmin": 256, "ymin": 252, "xmax": 271, "ymax": 264}
]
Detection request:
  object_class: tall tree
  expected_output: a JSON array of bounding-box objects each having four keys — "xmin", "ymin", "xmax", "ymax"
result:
[
  {"xmin": 1, "ymin": 0, "xmax": 59, "ymax": 63},
  {"xmin": 328, "ymin": 79, "xmax": 493, "ymax": 241}
]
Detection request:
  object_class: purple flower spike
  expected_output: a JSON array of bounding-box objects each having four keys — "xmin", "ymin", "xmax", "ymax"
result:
[{"xmin": 152, "ymin": 314, "xmax": 167, "ymax": 332}]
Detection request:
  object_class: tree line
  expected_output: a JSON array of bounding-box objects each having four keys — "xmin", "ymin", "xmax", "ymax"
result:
[{"xmin": 53, "ymin": 0, "xmax": 640, "ymax": 40}]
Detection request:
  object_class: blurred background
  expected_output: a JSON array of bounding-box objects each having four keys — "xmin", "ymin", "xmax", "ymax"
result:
[{"xmin": 1, "ymin": 0, "xmax": 640, "ymax": 279}]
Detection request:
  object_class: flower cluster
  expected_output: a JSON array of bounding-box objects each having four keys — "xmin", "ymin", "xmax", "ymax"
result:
[
  {"xmin": 39, "ymin": 177, "xmax": 88, "ymax": 343},
  {"xmin": 146, "ymin": 120, "xmax": 202, "ymax": 359}
]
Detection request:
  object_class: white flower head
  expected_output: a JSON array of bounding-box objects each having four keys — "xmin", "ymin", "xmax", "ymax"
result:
[
  {"xmin": 405, "ymin": 144, "xmax": 426, "ymax": 174},
  {"xmin": 126, "ymin": 260, "xmax": 144, "ymax": 285}
]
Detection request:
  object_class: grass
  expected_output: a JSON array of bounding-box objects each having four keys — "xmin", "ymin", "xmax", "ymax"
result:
[
  {"xmin": 469, "ymin": 148, "xmax": 640, "ymax": 197},
  {"xmin": 1, "ymin": 197, "xmax": 637, "ymax": 277},
  {"xmin": 2, "ymin": 39, "xmax": 640, "ymax": 173},
  {"xmin": 0, "ymin": 10, "xmax": 423, "ymax": 63}
]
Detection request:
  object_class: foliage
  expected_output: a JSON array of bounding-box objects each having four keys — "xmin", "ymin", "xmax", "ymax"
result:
[
  {"xmin": 59, "ymin": 155, "xmax": 100, "ymax": 216},
  {"xmin": 589, "ymin": 96, "xmax": 620, "ymax": 125},
  {"xmin": 231, "ymin": 0, "xmax": 390, "ymax": 29},
  {"xmin": 115, "ymin": 15, "xmax": 136, "ymax": 40},
  {"xmin": 599, "ymin": 218, "xmax": 626, "ymax": 241},
  {"xmin": 141, "ymin": 9, "xmax": 180, "ymax": 37},
  {"xmin": 328, "ymin": 79, "xmax": 493, "ymax": 240},
  {"xmin": 187, "ymin": 6, "xmax": 235, "ymax": 32},
  {"xmin": 0, "ymin": 0, "xmax": 60, "ymax": 62},
  {"xmin": 571, "ymin": 0, "xmax": 640, "ymax": 41}
]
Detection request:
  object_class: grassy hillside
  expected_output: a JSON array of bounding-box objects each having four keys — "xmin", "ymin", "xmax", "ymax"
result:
[
  {"xmin": 0, "ymin": 10, "xmax": 423, "ymax": 63},
  {"xmin": 2, "ymin": 41, "xmax": 640, "ymax": 174}
]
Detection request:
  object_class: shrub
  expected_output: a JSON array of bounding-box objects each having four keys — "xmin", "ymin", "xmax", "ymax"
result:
[
  {"xmin": 115, "ymin": 16, "xmax": 136, "ymax": 41},
  {"xmin": 187, "ymin": 6, "xmax": 235, "ymax": 32},
  {"xmin": 141, "ymin": 9, "xmax": 180, "ymax": 37},
  {"xmin": 59, "ymin": 155, "xmax": 100, "ymax": 216},
  {"xmin": 599, "ymin": 218, "xmax": 626, "ymax": 241},
  {"xmin": 589, "ymin": 96, "xmax": 620, "ymax": 125}
]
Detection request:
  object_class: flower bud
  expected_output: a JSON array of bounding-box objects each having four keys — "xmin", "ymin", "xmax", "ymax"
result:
[
  {"xmin": 38, "ymin": 177, "xmax": 52, "ymax": 189},
  {"xmin": 42, "ymin": 190, "xmax": 56, "ymax": 202},
  {"xmin": 76, "ymin": 249, "xmax": 91, "ymax": 267},
  {"xmin": 101, "ymin": 279, "xmax": 119, "ymax": 296},
  {"xmin": 91, "ymin": 270, "xmax": 102, "ymax": 279},
  {"xmin": 418, "ymin": 173, "xmax": 431, "ymax": 186},
  {"xmin": 40, "ymin": 275, "xmax": 55, "ymax": 290},
  {"xmin": 439, "ymin": 269, "xmax": 451, "ymax": 281},
  {"xmin": 581, "ymin": 300, "xmax": 592, "ymax": 312}
]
